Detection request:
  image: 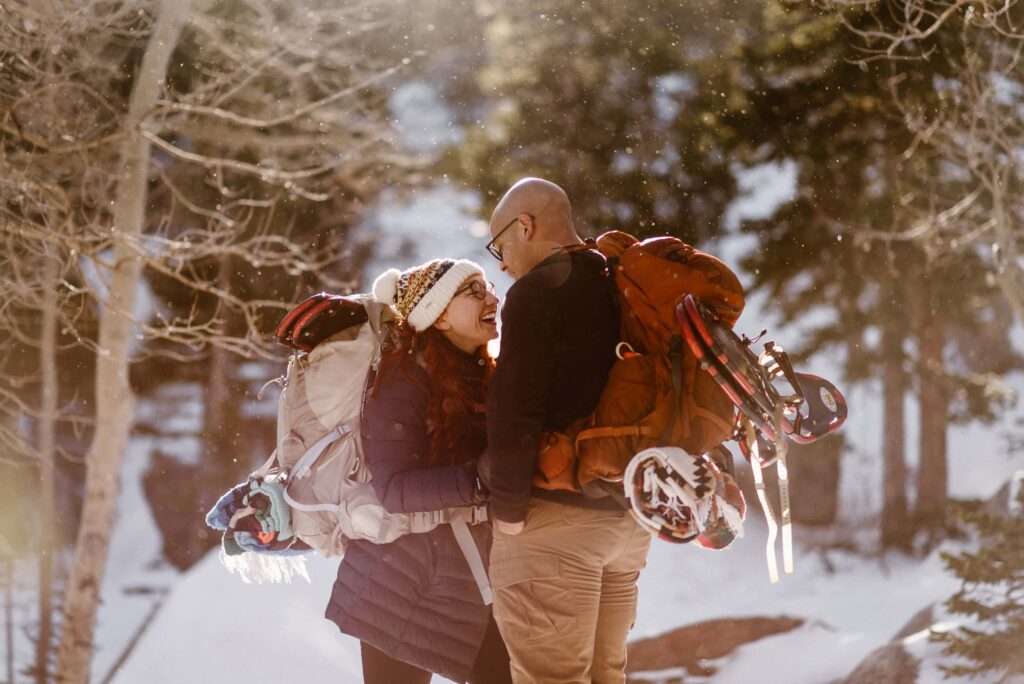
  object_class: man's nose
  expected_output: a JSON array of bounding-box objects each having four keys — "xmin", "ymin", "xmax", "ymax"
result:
[{"xmin": 499, "ymin": 261, "xmax": 509, "ymax": 274}]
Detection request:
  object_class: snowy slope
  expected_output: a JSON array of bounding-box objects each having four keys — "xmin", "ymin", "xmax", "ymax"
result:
[
  {"xmin": 108, "ymin": 553, "xmax": 363, "ymax": 684},
  {"xmin": 101, "ymin": 146, "xmax": 1024, "ymax": 682},
  {"xmin": 88, "ymin": 434, "xmax": 180, "ymax": 684},
  {"xmin": 634, "ymin": 520, "xmax": 959, "ymax": 683},
  {"xmin": 107, "ymin": 507, "xmax": 979, "ymax": 683},
  {"xmin": 88, "ymin": 386, "xmax": 195, "ymax": 683},
  {"xmin": 105, "ymin": 171, "xmax": 1024, "ymax": 683}
]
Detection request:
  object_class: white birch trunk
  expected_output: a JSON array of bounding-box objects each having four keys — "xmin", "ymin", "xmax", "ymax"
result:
[{"xmin": 54, "ymin": 3, "xmax": 189, "ymax": 681}]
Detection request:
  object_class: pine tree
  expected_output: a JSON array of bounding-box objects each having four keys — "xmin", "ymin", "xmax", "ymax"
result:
[
  {"xmin": 454, "ymin": 0, "xmax": 755, "ymax": 240},
  {"xmin": 684, "ymin": 1, "xmax": 1018, "ymax": 547},
  {"xmin": 933, "ymin": 485, "xmax": 1024, "ymax": 680}
]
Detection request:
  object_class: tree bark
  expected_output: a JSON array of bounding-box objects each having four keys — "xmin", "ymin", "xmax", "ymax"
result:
[
  {"xmin": 54, "ymin": 3, "xmax": 189, "ymax": 682},
  {"xmin": 880, "ymin": 309, "xmax": 912, "ymax": 550},
  {"xmin": 915, "ymin": 274, "xmax": 948, "ymax": 537},
  {"xmin": 37, "ymin": 255, "xmax": 59, "ymax": 684},
  {"xmin": 991, "ymin": 183, "xmax": 1024, "ymax": 327},
  {"xmin": 193, "ymin": 255, "xmax": 239, "ymax": 566},
  {"xmin": 5, "ymin": 556, "xmax": 13, "ymax": 684},
  {"xmin": 204, "ymin": 254, "xmax": 235, "ymax": 481}
]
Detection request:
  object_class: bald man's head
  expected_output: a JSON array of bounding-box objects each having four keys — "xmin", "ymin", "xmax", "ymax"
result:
[
  {"xmin": 485, "ymin": 178, "xmax": 582, "ymax": 279},
  {"xmin": 488, "ymin": 178, "xmax": 574, "ymax": 240}
]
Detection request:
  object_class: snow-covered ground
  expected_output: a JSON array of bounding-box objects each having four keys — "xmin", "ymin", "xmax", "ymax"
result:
[
  {"xmin": 64, "ymin": 87, "xmax": 1024, "ymax": 683},
  {"xmin": 108, "ymin": 553, "xmax": 362, "ymax": 684},
  {"xmin": 99, "ymin": 367, "xmax": 1024, "ymax": 683},
  {"xmin": 89, "ymin": 385, "xmax": 197, "ymax": 683},
  {"xmin": 635, "ymin": 522, "xmax": 957, "ymax": 683},
  {"xmin": 97, "ymin": 175, "xmax": 1024, "ymax": 683},
  {"xmin": 88, "ymin": 433, "xmax": 181, "ymax": 684},
  {"xmin": 103, "ymin": 500, "xmax": 997, "ymax": 684}
]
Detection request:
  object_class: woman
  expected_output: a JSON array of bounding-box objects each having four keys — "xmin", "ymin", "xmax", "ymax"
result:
[{"xmin": 324, "ymin": 258, "xmax": 512, "ymax": 684}]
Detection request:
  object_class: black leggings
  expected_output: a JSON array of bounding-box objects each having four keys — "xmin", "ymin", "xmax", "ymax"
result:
[{"xmin": 360, "ymin": 614, "xmax": 512, "ymax": 684}]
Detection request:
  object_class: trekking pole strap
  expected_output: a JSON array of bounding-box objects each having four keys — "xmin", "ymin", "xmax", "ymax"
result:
[
  {"xmin": 772, "ymin": 400, "xmax": 793, "ymax": 576},
  {"xmin": 744, "ymin": 417, "xmax": 780, "ymax": 584},
  {"xmin": 449, "ymin": 510, "xmax": 493, "ymax": 605}
]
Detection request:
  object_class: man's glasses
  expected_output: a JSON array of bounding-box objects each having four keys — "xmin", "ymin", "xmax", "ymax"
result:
[
  {"xmin": 456, "ymin": 280, "xmax": 497, "ymax": 301},
  {"xmin": 485, "ymin": 216, "xmax": 518, "ymax": 261}
]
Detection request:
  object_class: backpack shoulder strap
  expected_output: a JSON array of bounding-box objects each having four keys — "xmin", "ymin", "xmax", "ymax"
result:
[{"xmin": 563, "ymin": 237, "xmax": 601, "ymax": 255}]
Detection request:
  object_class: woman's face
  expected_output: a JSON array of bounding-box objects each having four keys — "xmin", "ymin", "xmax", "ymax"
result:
[{"xmin": 435, "ymin": 274, "xmax": 499, "ymax": 353}]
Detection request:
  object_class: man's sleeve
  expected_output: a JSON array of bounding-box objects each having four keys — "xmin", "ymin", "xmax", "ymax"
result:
[{"xmin": 479, "ymin": 284, "xmax": 560, "ymax": 523}]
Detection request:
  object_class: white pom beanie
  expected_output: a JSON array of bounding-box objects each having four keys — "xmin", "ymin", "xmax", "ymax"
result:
[{"xmin": 371, "ymin": 258, "xmax": 486, "ymax": 331}]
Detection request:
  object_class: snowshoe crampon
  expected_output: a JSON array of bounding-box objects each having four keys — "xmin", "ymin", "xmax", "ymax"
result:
[
  {"xmin": 677, "ymin": 294, "xmax": 847, "ymax": 450},
  {"xmin": 623, "ymin": 447, "xmax": 745, "ymax": 549}
]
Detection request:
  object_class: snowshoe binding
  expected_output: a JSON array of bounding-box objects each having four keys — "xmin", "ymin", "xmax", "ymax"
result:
[
  {"xmin": 670, "ymin": 294, "xmax": 849, "ymax": 582},
  {"xmin": 677, "ymin": 294, "xmax": 847, "ymax": 450}
]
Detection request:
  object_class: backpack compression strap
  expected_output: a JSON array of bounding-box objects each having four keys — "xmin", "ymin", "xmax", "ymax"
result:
[
  {"xmin": 283, "ymin": 425, "xmax": 354, "ymax": 513},
  {"xmin": 574, "ymin": 425, "xmax": 661, "ymax": 447},
  {"xmin": 276, "ymin": 415, "xmax": 493, "ymax": 603}
]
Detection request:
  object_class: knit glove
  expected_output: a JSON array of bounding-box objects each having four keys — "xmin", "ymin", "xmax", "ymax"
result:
[{"xmin": 248, "ymin": 480, "xmax": 294, "ymax": 540}]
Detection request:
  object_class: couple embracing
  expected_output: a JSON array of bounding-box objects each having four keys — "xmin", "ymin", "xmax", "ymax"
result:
[{"xmin": 324, "ymin": 177, "xmax": 652, "ymax": 684}]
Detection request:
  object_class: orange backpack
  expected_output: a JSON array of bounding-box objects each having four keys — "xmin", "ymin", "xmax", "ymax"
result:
[{"xmin": 533, "ymin": 231, "xmax": 745, "ymax": 496}]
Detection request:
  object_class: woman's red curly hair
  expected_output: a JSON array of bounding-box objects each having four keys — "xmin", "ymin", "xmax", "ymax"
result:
[{"xmin": 374, "ymin": 320, "xmax": 494, "ymax": 466}]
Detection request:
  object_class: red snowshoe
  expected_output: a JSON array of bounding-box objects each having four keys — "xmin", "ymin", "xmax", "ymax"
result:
[
  {"xmin": 677, "ymin": 294, "xmax": 847, "ymax": 455},
  {"xmin": 673, "ymin": 293, "xmax": 848, "ymax": 582}
]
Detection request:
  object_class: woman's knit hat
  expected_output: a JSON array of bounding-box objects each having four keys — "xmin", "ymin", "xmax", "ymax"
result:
[{"xmin": 371, "ymin": 258, "xmax": 486, "ymax": 331}]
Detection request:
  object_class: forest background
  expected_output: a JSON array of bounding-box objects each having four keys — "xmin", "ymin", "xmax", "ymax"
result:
[{"xmin": 1, "ymin": 0, "xmax": 1023, "ymax": 682}]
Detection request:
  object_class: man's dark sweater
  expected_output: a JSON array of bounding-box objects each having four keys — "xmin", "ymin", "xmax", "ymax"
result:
[{"xmin": 480, "ymin": 247, "xmax": 621, "ymax": 523}]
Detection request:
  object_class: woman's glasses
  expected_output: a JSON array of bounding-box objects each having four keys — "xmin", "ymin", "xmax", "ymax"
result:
[{"xmin": 456, "ymin": 280, "xmax": 497, "ymax": 301}]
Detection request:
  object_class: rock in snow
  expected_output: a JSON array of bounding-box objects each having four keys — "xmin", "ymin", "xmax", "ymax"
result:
[{"xmin": 627, "ymin": 615, "xmax": 804, "ymax": 679}]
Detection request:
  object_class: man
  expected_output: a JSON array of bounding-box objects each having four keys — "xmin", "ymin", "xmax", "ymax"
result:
[{"xmin": 479, "ymin": 178, "xmax": 652, "ymax": 683}]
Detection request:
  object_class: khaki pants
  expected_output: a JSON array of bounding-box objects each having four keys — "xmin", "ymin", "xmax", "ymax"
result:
[{"xmin": 488, "ymin": 499, "xmax": 652, "ymax": 684}]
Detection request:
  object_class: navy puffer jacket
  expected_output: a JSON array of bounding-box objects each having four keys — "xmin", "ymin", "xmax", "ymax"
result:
[{"xmin": 324, "ymin": 356, "xmax": 492, "ymax": 682}]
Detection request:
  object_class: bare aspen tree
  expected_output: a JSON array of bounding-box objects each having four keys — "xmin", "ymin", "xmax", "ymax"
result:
[
  {"xmin": 53, "ymin": 2, "xmax": 191, "ymax": 680},
  {"xmin": 834, "ymin": 0, "xmax": 1024, "ymax": 324},
  {"xmin": 37, "ymin": 255, "xmax": 60, "ymax": 684},
  {"xmin": 1, "ymin": 0, "xmax": 407, "ymax": 680},
  {"xmin": 0, "ymin": 6, "xmax": 100, "ymax": 673}
]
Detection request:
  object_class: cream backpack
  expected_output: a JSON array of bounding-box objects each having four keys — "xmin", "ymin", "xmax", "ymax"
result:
[{"xmin": 227, "ymin": 294, "xmax": 490, "ymax": 599}]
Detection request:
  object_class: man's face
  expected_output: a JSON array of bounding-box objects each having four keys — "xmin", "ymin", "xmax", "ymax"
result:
[{"xmin": 488, "ymin": 214, "xmax": 530, "ymax": 280}]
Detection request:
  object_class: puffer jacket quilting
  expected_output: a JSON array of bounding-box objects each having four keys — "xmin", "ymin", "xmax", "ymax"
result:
[{"xmin": 324, "ymin": 357, "xmax": 491, "ymax": 682}]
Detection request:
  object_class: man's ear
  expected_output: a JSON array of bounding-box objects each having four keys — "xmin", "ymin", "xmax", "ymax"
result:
[{"xmin": 519, "ymin": 212, "xmax": 536, "ymax": 240}]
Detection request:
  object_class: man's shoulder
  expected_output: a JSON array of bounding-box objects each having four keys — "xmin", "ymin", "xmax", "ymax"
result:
[
  {"xmin": 516, "ymin": 251, "xmax": 572, "ymax": 293},
  {"xmin": 510, "ymin": 248, "xmax": 606, "ymax": 297}
]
